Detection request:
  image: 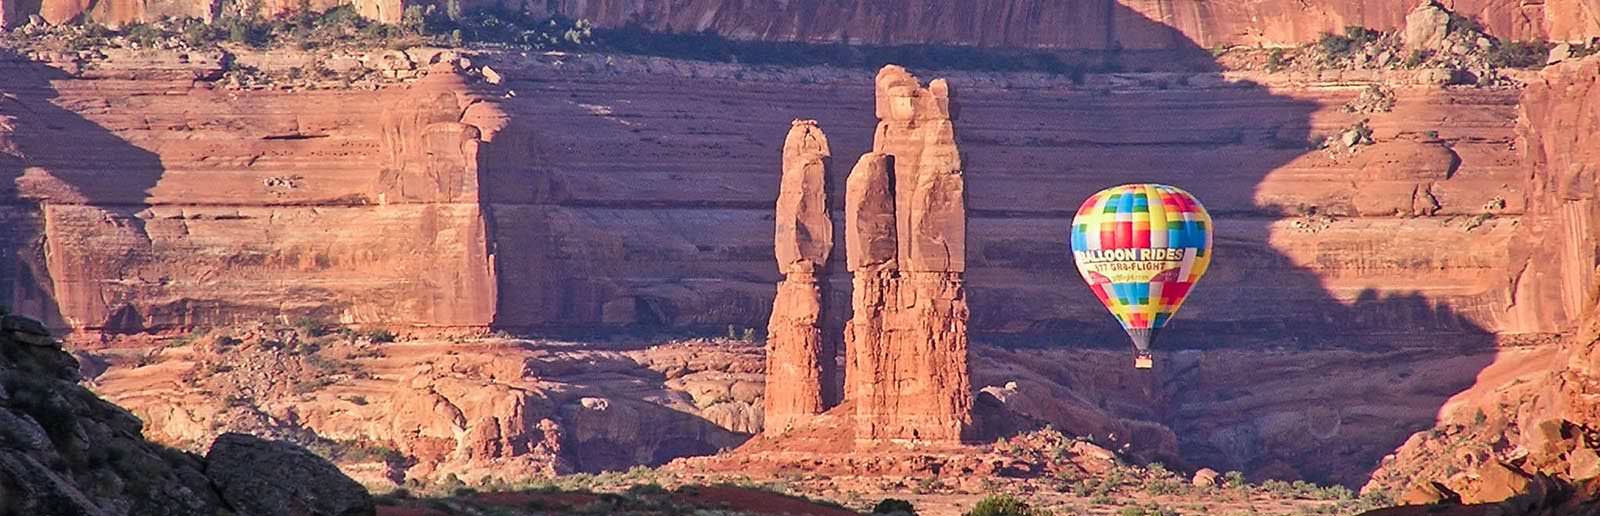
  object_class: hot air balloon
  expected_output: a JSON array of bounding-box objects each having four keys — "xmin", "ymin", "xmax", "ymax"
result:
[{"xmin": 1070, "ymin": 184, "xmax": 1213, "ymax": 369}]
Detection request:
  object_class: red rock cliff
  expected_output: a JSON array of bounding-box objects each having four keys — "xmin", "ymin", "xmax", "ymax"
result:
[
  {"xmin": 10, "ymin": 0, "xmax": 1600, "ymax": 46},
  {"xmin": 549, "ymin": 0, "xmax": 1600, "ymax": 49},
  {"xmin": 1512, "ymin": 53, "xmax": 1600, "ymax": 463}
]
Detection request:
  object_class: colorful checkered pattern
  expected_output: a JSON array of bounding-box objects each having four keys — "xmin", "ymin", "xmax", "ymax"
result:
[{"xmin": 1070, "ymin": 184, "xmax": 1213, "ymax": 341}]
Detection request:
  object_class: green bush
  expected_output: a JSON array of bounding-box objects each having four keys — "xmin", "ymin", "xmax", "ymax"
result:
[
  {"xmin": 873, "ymin": 498, "xmax": 918, "ymax": 515},
  {"xmin": 1319, "ymin": 26, "xmax": 1380, "ymax": 61},
  {"xmin": 1447, "ymin": 13, "xmax": 1485, "ymax": 35},
  {"xmin": 1266, "ymin": 48, "xmax": 1287, "ymax": 71},
  {"xmin": 965, "ymin": 495, "xmax": 1049, "ymax": 516},
  {"xmin": 1488, "ymin": 40, "xmax": 1554, "ymax": 68},
  {"xmin": 1119, "ymin": 505, "xmax": 1180, "ymax": 516}
]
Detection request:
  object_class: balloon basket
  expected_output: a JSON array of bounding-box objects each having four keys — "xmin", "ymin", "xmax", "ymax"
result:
[{"xmin": 1134, "ymin": 353, "xmax": 1154, "ymax": 369}]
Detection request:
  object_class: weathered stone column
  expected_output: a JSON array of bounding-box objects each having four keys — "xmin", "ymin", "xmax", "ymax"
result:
[
  {"xmin": 764, "ymin": 120, "xmax": 837, "ymax": 434},
  {"xmin": 844, "ymin": 66, "xmax": 973, "ymax": 443}
]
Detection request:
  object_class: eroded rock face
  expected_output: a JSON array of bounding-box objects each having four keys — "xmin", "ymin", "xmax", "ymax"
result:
[
  {"xmin": 92, "ymin": 330, "xmax": 762, "ymax": 486},
  {"xmin": 11, "ymin": 0, "xmax": 1600, "ymax": 46},
  {"xmin": 1361, "ymin": 55, "xmax": 1600, "ymax": 503},
  {"xmin": 764, "ymin": 120, "xmax": 836, "ymax": 435},
  {"xmin": 548, "ymin": 0, "xmax": 1600, "ymax": 50}
]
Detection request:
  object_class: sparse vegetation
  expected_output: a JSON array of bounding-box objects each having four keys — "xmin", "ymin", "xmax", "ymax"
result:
[
  {"xmin": 1317, "ymin": 26, "xmax": 1381, "ymax": 64},
  {"xmin": 365, "ymin": 328, "xmax": 397, "ymax": 343},
  {"xmin": 1223, "ymin": 470, "xmax": 1248, "ymax": 489},
  {"xmin": 1403, "ymin": 49, "xmax": 1430, "ymax": 68},
  {"xmin": 873, "ymin": 498, "xmax": 918, "ymax": 515},
  {"xmin": 1266, "ymin": 48, "xmax": 1287, "ymax": 72},
  {"xmin": 1487, "ymin": 40, "xmax": 1554, "ymax": 68},
  {"xmin": 966, "ymin": 495, "xmax": 1051, "ymax": 516},
  {"xmin": 1119, "ymin": 504, "xmax": 1180, "ymax": 516}
]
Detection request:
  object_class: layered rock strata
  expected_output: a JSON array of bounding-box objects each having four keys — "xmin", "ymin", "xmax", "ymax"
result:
[
  {"xmin": 1363, "ymin": 53, "xmax": 1600, "ymax": 502},
  {"xmin": 763, "ymin": 119, "xmax": 836, "ymax": 434},
  {"xmin": 10, "ymin": 1, "xmax": 1600, "ymax": 49}
]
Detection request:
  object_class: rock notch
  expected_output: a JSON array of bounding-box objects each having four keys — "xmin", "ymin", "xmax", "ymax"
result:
[{"xmin": 764, "ymin": 119, "xmax": 838, "ymax": 434}]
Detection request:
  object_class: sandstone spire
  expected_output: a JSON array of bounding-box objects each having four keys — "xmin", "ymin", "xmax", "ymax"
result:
[
  {"xmin": 844, "ymin": 66, "xmax": 972, "ymax": 443},
  {"xmin": 764, "ymin": 119, "xmax": 838, "ymax": 434}
]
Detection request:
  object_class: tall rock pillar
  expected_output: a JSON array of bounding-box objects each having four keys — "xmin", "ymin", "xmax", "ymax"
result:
[
  {"xmin": 844, "ymin": 66, "xmax": 972, "ymax": 443},
  {"xmin": 764, "ymin": 120, "xmax": 838, "ymax": 434}
]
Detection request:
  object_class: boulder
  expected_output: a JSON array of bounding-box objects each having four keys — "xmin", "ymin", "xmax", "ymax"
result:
[
  {"xmin": 1570, "ymin": 446, "xmax": 1600, "ymax": 480},
  {"xmin": 1398, "ymin": 480, "xmax": 1461, "ymax": 505},
  {"xmin": 481, "ymin": 66, "xmax": 503, "ymax": 85},
  {"xmin": 1460, "ymin": 462, "xmax": 1533, "ymax": 504},
  {"xmin": 1192, "ymin": 467, "xmax": 1220, "ymax": 487},
  {"xmin": 204, "ymin": 433, "xmax": 376, "ymax": 516},
  {"xmin": 1404, "ymin": 1, "xmax": 1452, "ymax": 51}
]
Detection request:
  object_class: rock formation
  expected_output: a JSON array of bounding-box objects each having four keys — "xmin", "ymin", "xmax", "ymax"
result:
[
  {"xmin": 0, "ymin": 311, "xmax": 374, "ymax": 516},
  {"xmin": 546, "ymin": 0, "xmax": 1600, "ymax": 50},
  {"xmin": 763, "ymin": 66, "xmax": 972, "ymax": 444},
  {"xmin": 763, "ymin": 119, "xmax": 836, "ymax": 434},
  {"xmin": 9, "ymin": 0, "xmax": 1600, "ymax": 49},
  {"xmin": 91, "ymin": 323, "xmax": 761, "ymax": 486},
  {"xmin": 1360, "ymin": 54, "xmax": 1600, "ymax": 505},
  {"xmin": 842, "ymin": 66, "xmax": 971, "ymax": 443},
  {"xmin": 205, "ymin": 433, "xmax": 376, "ymax": 516}
]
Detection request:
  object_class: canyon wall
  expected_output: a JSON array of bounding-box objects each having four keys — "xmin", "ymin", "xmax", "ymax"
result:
[
  {"xmin": 551, "ymin": 0, "xmax": 1600, "ymax": 48},
  {"xmin": 0, "ymin": 53, "xmax": 507, "ymax": 337},
  {"xmin": 495, "ymin": 55, "xmax": 1534, "ymax": 344},
  {"xmin": 0, "ymin": 48, "xmax": 1548, "ymax": 344},
  {"xmin": 7, "ymin": 0, "xmax": 1600, "ymax": 48},
  {"xmin": 1357, "ymin": 54, "xmax": 1600, "ymax": 498}
]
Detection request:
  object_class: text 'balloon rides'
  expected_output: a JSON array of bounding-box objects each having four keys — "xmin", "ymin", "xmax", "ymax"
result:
[{"xmin": 1070, "ymin": 184, "xmax": 1213, "ymax": 369}]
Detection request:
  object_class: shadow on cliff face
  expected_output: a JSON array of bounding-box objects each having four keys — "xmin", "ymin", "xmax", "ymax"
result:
[
  {"xmin": 484, "ymin": 3, "xmax": 1498, "ymax": 486},
  {"xmin": 950, "ymin": 4, "xmax": 1499, "ymax": 488},
  {"xmin": 0, "ymin": 50, "xmax": 165, "ymax": 335}
]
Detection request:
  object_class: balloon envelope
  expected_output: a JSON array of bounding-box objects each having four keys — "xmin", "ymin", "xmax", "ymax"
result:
[{"xmin": 1070, "ymin": 184, "xmax": 1213, "ymax": 352}]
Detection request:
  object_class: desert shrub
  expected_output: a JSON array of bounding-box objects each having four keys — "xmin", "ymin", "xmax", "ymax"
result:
[
  {"xmin": 1266, "ymin": 48, "xmax": 1287, "ymax": 71},
  {"xmin": 1261, "ymin": 479, "xmax": 1295, "ymax": 497},
  {"xmin": 123, "ymin": 23, "xmax": 168, "ymax": 46},
  {"xmin": 1223, "ymin": 470, "xmax": 1247, "ymax": 489},
  {"xmin": 965, "ymin": 495, "xmax": 1049, "ymax": 516},
  {"xmin": 1119, "ymin": 505, "xmax": 1180, "ymax": 516},
  {"xmin": 1319, "ymin": 26, "xmax": 1380, "ymax": 61},
  {"xmin": 365, "ymin": 329, "xmax": 397, "ymax": 343},
  {"xmin": 1488, "ymin": 40, "xmax": 1553, "ymax": 68},
  {"xmin": 1403, "ymin": 49, "xmax": 1431, "ymax": 67},
  {"xmin": 4, "ymin": 375, "xmax": 79, "ymax": 441},
  {"xmin": 293, "ymin": 316, "xmax": 332, "ymax": 337},
  {"xmin": 873, "ymin": 498, "xmax": 918, "ymax": 515},
  {"xmin": 1447, "ymin": 13, "xmax": 1485, "ymax": 35}
]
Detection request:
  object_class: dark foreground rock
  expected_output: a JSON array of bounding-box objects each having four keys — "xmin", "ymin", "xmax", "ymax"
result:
[
  {"xmin": 206, "ymin": 433, "xmax": 376, "ymax": 516},
  {"xmin": 0, "ymin": 310, "xmax": 371, "ymax": 516}
]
